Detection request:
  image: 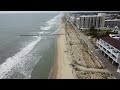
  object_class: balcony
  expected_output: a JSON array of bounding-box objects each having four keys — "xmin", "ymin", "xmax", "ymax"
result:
[
  {"xmin": 111, "ymin": 54, "xmax": 117, "ymax": 62},
  {"xmin": 97, "ymin": 44, "xmax": 103, "ymax": 50},
  {"xmin": 97, "ymin": 40, "xmax": 117, "ymax": 53},
  {"xmin": 105, "ymin": 50, "xmax": 117, "ymax": 62},
  {"xmin": 97, "ymin": 40, "xmax": 120, "ymax": 63},
  {"xmin": 106, "ymin": 50, "xmax": 111, "ymax": 55}
]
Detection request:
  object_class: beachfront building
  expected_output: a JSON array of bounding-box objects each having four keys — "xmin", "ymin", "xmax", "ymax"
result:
[
  {"xmin": 69, "ymin": 16, "xmax": 76, "ymax": 24},
  {"xmin": 76, "ymin": 13, "xmax": 106, "ymax": 30},
  {"xmin": 96, "ymin": 34, "xmax": 120, "ymax": 73},
  {"xmin": 76, "ymin": 17, "xmax": 80, "ymax": 29},
  {"xmin": 67, "ymin": 13, "xmax": 80, "ymax": 25},
  {"xmin": 105, "ymin": 14, "xmax": 118, "ymax": 20},
  {"xmin": 105, "ymin": 19, "xmax": 120, "ymax": 29},
  {"xmin": 112, "ymin": 26, "xmax": 120, "ymax": 33}
]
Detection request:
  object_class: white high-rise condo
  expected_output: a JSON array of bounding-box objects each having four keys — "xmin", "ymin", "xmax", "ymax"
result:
[{"xmin": 76, "ymin": 13, "xmax": 106, "ymax": 30}]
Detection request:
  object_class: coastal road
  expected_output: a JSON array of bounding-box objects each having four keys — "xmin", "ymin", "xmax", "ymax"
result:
[{"xmin": 66, "ymin": 16, "xmax": 120, "ymax": 79}]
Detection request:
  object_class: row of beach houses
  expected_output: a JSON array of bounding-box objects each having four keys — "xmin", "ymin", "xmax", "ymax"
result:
[{"xmin": 66, "ymin": 13, "xmax": 120, "ymax": 73}]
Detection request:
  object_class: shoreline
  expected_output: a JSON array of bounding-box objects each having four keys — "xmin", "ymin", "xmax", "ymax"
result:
[
  {"xmin": 48, "ymin": 31, "xmax": 58, "ymax": 79},
  {"xmin": 49, "ymin": 17, "xmax": 74, "ymax": 79},
  {"xmin": 48, "ymin": 20, "xmax": 61, "ymax": 79}
]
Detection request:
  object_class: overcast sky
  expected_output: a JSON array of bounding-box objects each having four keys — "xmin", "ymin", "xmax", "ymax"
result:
[
  {"xmin": 0, "ymin": 11, "xmax": 60, "ymax": 14},
  {"xmin": 0, "ymin": 11, "xmax": 119, "ymax": 14}
]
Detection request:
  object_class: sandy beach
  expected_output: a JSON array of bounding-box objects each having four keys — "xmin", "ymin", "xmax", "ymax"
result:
[{"xmin": 49, "ymin": 17, "xmax": 74, "ymax": 79}]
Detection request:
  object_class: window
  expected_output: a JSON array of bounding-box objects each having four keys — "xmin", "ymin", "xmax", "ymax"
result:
[
  {"xmin": 98, "ymin": 17, "xmax": 101, "ymax": 27},
  {"xmin": 103, "ymin": 47, "xmax": 106, "ymax": 51},
  {"xmin": 107, "ymin": 50, "xmax": 110, "ymax": 54},
  {"xmin": 88, "ymin": 18, "xmax": 90, "ymax": 28}
]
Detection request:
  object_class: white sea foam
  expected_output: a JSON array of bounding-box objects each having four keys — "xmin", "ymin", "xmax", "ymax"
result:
[
  {"xmin": 38, "ymin": 31, "xmax": 44, "ymax": 34},
  {"xmin": 0, "ymin": 14, "xmax": 63, "ymax": 79},
  {"xmin": 33, "ymin": 36, "xmax": 39, "ymax": 38},
  {"xmin": 0, "ymin": 36, "xmax": 41, "ymax": 79},
  {"xmin": 40, "ymin": 14, "xmax": 62, "ymax": 31},
  {"xmin": 51, "ymin": 29, "xmax": 59, "ymax": 35}
]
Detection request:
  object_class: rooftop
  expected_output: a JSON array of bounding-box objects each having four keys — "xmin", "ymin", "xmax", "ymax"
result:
[
  {"xmin": 79, "ymin": 15, "xmax": 102, "ymax": 17},
  {"xmin": 105, "ymin": 19, "xmax": 120, "ymax": 21},
  {"xmin": 101, "ymin": 36, "xmax": 120, "ymax": 51}
]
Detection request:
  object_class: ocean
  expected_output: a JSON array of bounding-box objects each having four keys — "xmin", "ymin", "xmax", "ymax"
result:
[{"xmin": 0, "ymin": 12, "xmax": 62, "ymax": 79}]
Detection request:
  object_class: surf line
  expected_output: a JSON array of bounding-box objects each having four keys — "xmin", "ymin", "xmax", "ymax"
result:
[
  {"xmin": 20, "ymin": 34, "xmax": 40, "ymax": 36},
  {"xmin": 0, "ymin": 36, "xmax": 42, "ymax": 79}
]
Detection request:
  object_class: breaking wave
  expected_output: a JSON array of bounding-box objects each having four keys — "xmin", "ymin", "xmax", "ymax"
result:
[
  {"xmin": 0, "ymin": 37, "xmax": 41, "ymax": 79},
  {"xmin": 0, "ymin": 13, "xmax": 62, "ymax": 79},
  {"xmin": 40, "ymin": 14, "xmax": 62, "ymax": 30}
]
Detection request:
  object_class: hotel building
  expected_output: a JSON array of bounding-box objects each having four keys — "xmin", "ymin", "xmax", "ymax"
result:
[{"xmin": 75, "ymin": 13, "xmax": 106, "ymax": 30}]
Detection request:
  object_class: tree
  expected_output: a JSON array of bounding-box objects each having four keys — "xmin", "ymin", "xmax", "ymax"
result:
[
  {"xmin": 89, "ymin": 25, "xmax": 97, "ymax": 38},
  {"xmin": 89, "ymin": 25, "xmax": 95, "ymax": 33},
  {"xmin": 105, "ymin": 31, "xmax": 110, "ymax": 36}
]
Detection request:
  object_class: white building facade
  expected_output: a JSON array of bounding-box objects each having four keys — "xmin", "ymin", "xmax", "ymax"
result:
[
  {"xmin": 96, "ymin": 36, "xmax": 120, "ymax": 73},
  {"xmin": 105, "ymin": 19, "xmax": 120, "ymax": 28},
  {"xmin": 67, "ymin": 13, "xmax": 79, "ymax": 25},
  {"xmin": 76, "ymin": 13, "xmax": 106, "ymax": 30}
]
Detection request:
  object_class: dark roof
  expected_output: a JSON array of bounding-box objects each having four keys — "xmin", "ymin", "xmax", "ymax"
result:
[{"xmin": 101, "ymin": 36, "xmax": 120, "ymax": 51}]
